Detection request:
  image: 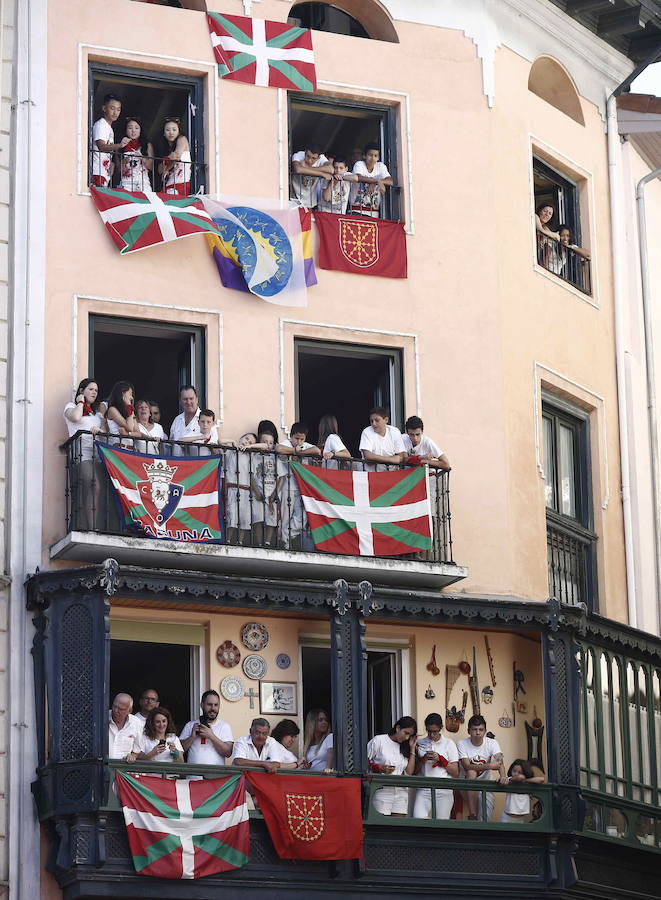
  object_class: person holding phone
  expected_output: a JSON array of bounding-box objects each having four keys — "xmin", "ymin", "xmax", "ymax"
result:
[
  {"xmin": 412, "ymin": 712, "xmax": 459, "ymax": 819},
  {"xmin": 180, "ymin": 690, "xmax": 233, "ymax": 765},
  {"xmin": 137, "ymin": 707, "xmax": 184, "ymax": 762}
]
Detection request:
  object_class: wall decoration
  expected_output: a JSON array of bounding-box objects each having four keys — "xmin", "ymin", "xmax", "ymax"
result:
[
  {"xmin": 243, "ymin": 654, "xmax": 268, "ymax": 680},
  {"xmin": 484, "ymin": 635, "xmax": 496, "ymax": 687},
  {"xmin": 481, "ymin": 685, "xmax": 494, "ymax": 704},
  {"xmin": 514, "ymin": 665, "xmax": 526, "ymax": 700},
  {"xmin": 526, "ymin": 719, "xmax": 545, "ymax": 772},
  {"xmin": 468, "ymin": 647, "xmax": 480, "ymax": 715},
  {"xmin": 241, "ymin": 622, "xmax": 269, "ymax": 651},
  {"xmin": 498, "ymin": 708, "xmax": 513, "ymax": 728},
  {"xmin": 446, "ymin": 691, "xmax": 467, "ymax": 733},
  {"xmin": 458, "ymin": 649, "xmax": 471, "ymax": 675},
  {"xmin": 517, "ymin": 701, "xmax": 528, "ymax": 715},
  {"xmin": 426, "ymin": 644, "xmax": 439, "ymax": 676},
  {"xmin": 276, "ymin": 653, "xmax": 291, "ymax": 670},
  {"xmin": 220, "ymin": 675, "xmax": 245, "ymax": 703},
  {"xmin": 424, "ymin": 684, "xmax": 436, "ymax": 700},
  {"xmin": 216, "ymin": 640, "xmax": 241, "ymax": 668},
  {"xmin": 260, "ymin": 681, "xmax": 297, "ymax": 716},
  {"xmin": 445, "ymin": 664, "xmax": 460, "ymax": 708},
  {"xmin": 532, "ymin": 706, "xmax": 543, "ymax": 729}
]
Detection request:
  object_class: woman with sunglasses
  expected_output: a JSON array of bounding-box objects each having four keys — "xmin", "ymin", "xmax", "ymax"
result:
[{"xmin": 157, "ymin": 117, "xmax": 191, "ymax": 196}]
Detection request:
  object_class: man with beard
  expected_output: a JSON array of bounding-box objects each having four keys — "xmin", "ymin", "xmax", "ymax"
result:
[{"xmin": 180, "ymin": 689, "xmax": 234, "ymax": 765}]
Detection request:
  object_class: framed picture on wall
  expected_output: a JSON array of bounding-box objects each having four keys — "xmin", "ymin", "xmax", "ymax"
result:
[{"xmin": 260, "ymin": 681, "xmax": 297, "ymax": 716}]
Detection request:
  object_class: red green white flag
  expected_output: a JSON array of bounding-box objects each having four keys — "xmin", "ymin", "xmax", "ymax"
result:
[
  {"xmin": 97, "ymin": 444, "xmax": 223, "ymax": 543},
  {"xmin": 207, "ymin": 12, "xmax": 316, "ymax": 92},
  {"xmin": 90, "ymin": 186, "xmax": 220, "ymax": 255},
  {"xmin": 115, "ymin": 772, "xmax": 249, "ymax": 879},
  {"xmin": 290, "ymin": 461, "xmax": 432, "ymax": 556}
]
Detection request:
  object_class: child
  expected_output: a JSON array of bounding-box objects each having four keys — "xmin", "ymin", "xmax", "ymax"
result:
[
  {"xmin": 276, "ymin": 423, "xmax": 320, "ymax": 549},
  {"xmin": 350, "ymin": 142, "xmax": 393, "ymax": 218},
  {"xmin": 317, "ymin": 414, "xmax": 351, "ymax": 469},
  {"xmin": 500, "ymin": 759, "xmax": 545, "ymax": 823},
  {"xmin": 457, "ymin": 715, "xmax": 508, "ymax": 822},
  {"xmin": 412, "ymin": 713, "xmax": 460, "ymax": 820},
  {"xmin": 251, "ymin": 431, "xmax": 279, "ymax": 548},
  {"xmin": 157, "ymin": 117, "xmax": 191, "ymax": 196},
  {"xmin": 317, "ymin": 157, "xmax": 357, "ymax": 214},
  {"xmin": 359, "ymin": 406, "xmax": 407, "ymax": 468},
  {"xmin": 149, "ymin": 401, "xmax": 161, "ymax": 425},
  {"xmin": 226, "ymin": 432, "xmax": 259, "ymax": 546},
  {"xmin": 117, "ymin": 117, "xmax": 153, "ymax": 192},
  {"xmin": 178, "ymin": 409, "xmax": 234, "ymax": 457},
  {"xmin": 91, "ymin": 93, "xmax": 129, "ymax": 187},
  {"xmin": 403, "ymin": 415, "xmax": 450, "ymax": 469},
  {"xmin": 290, "ymin": 144, "xmax": 334, "ymax": 209}
]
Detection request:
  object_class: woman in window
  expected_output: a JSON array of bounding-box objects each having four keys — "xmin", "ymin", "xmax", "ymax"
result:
[
  {"xmin": 117, "ymin": 117, "xmax": 153, "ymax": 192},
  {"xmin": 137, "ymin": 707, "xmax": 184, "ymax": 763},
  {"xmin": 301, "ymin": 708, "xmax": 334, "ymax": 772},
  {"xmin": 158, "ymin": 117, "xmax": 191, "ymax": 196},
  {"xmin": 367, "ymin": 716, "xmax": 418, "ymax": 816},
  {"xmin": 271, "ymin": 719, "xmax": 303, "ymax": 768},
  {"xmin": 135, "ymin": 398, "xmax": 165, "ymax": 454},
  {"xmin": 106, "ymin": 381, "xmax": 140, "ymax": 443},
  {"xmin": 63, "ymin": 377, "xmax": 107, "ymax": 530},
  {"xmin": 535, "ymin": 203, "xmax": 559, "ymax": 270}
]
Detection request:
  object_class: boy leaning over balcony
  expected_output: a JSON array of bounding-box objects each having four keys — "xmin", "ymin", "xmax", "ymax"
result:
[
  {"xmin": 91, "ymin": 93, "xmax": 129, "ymax": 187},
  {"xmin": 350, "ymin": 142, "xmax": 393, "ymax": 218},
  {"xmin": 290, "ymin": 143, "xmax": 334, "ymax": 209},
  {"xmin": 402, "ymin": 415, "xmax": 450, "ymax": 470},
  {"xmin": 359, "ymin": 406, "xmax": 407, "ymax": 471},
  {"xmin": 276, "ymin": 422, "xmax": 320, "ymax": 549}
]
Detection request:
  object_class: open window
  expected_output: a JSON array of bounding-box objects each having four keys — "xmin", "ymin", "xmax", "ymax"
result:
[
  {"xmin": 289, "ymin": 93, "xmax": 401, "ymax": 221},
  {"xmin": 89, "ymin": 315, "xmax": 206, "ymax": 429},
  {"xmin": 89, "ymin": 62, "xmax": 205, "ymax": 193},
  {"xmin": 288, "ymin": 0, "xmax": 399, "ymax": 43},
  {"xmin": 295, "ymin": 338, "xmax": 404, "ymax": 456}
]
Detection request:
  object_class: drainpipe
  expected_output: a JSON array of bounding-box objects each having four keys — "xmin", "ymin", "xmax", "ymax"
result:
[{"xmin": 636, "ymin": 166, "xmax": 661, "ymax": 636}]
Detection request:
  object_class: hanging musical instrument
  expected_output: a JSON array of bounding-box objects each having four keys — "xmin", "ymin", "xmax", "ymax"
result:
[
  {"xmin": 468, "ymin": 646, "xmax": 480, "ymax": 715},
  {"xmin": 458, "ymin": 648, "xmax": 471, "ymax": 675},
  {"xmin": 427, "ymin": 644, "xmax": 440, "ymax": 676},
  {"xmin": 484, "ymin": 635, "xmax": 496, "ymax": 687},
  {"xmin": 445, "ymin": 664, "xmax": 460, "ymax": 709}
]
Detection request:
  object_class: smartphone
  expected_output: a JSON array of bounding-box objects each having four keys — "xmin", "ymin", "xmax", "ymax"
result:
[{"xmin": 158, "ymin": 739, "xmax": 166, "ymax": 748}]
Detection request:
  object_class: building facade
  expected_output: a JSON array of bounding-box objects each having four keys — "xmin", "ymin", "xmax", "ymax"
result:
[{"xmin": 6, "ymin": 0, "xmax": 661, "ymax": 898}]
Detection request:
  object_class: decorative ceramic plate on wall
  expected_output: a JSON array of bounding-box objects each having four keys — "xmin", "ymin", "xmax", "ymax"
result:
[
  {"xmin": 220, "ymin": 675, "xmax": 245, "ymax": 703},
  {"xmin": 276, "ymin": 653, "xmax": 291, "ymax": 670},
  {"xmin": 241, "ymin": 622, "xmax": 269, "ymax": 651},
  {"xmin": 216, "ymin": 641, "xmax": 241, "ymax": 668},
  {"xmin": 242, "ymin": 654, "xmax": 267, "ymax": 680}
]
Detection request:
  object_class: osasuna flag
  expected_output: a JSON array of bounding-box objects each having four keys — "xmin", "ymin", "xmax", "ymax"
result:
[
  {"xmin": 207, "ymin": 12, "xmax": 316, "ymax": 92},
  {"xmin": 291, "ymin": 460, "xmax": 431, "ymax": 556},
  {"xmin": 97, "ymin": 444, "xmax": 223, "ymax": 543},
  {"xmin": 246, "ymin": 773, "xmax": 363, "ymax": 860},
  {"xmin": 204, "ymin": 196, "xmax": 310, "ymax": 307},
  {"xmin": 90, "ymin": 186, "xmax": 220, "ymax": 255},
  {"xmin": 116, "ymin": 772, "xmax": 249, "ymax": 879},
  {"xmin": 314, "ymin": 210, "xmax": 407, "ymax": 278}
]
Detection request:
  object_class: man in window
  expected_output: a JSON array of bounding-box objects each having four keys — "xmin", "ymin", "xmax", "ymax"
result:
[
  {"xmin": 350, "ymin": 142, "xmax": 393, "ymax": 218},
  {"xmin": 290, "ymin": 144, "xmax": 334, "ymax": 209},
  {"xmin": 108, "ymin": 693, "xmax": 142, "ymax": 761},
  {"xmin": 169, "ymin": 385, "xmax": 201, "ymax": 456}
]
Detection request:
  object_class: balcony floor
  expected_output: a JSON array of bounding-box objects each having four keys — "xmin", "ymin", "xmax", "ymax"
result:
[{"xmin": 50, "ymin": 530, "xmax": 468, "ymax": 589}]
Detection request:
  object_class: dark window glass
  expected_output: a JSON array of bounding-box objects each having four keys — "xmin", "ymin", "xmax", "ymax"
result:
[{"xmin": 288, "ymin": 2, "xmax": 370, "ymax": 39}]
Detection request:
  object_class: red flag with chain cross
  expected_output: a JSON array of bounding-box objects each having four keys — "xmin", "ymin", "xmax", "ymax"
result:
[{"xmin": 314, "ymin": 210, "xmax": 407, "ymax": 278}]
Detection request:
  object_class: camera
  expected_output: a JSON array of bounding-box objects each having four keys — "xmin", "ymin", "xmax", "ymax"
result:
[{"xmin": 199, "ymin": 714, "xmax": 209, "ymax": 727}]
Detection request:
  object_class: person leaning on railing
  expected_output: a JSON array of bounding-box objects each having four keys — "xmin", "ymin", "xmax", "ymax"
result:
[
  {"xmin": 316, "ymin": 413, "xmax": 351, "ymax": 469},
  {"xmin": 367, "ymin": 717, "xmax": 418, "ymax": 817},
  {"xmin": 299, "ymin": 708, "xmax": 334, "ymax": 773},
  {"xmin": 535, "ymin": 203, "xmax": 560, "ymax": 270},
  {"xmin": 116, "ymin": 116, "xmax": 153, "ymax": 193},
  {"xmin": 270, "ymin": 719, "xmax": 305, "ymax": 769},
  {"xmin": 412, "ymin": 712, "xmax": 460, "ymax": 820},
  {"xmin": 558, "ymin": 225, "xmax": 591, "ymax": 261},
  {"xmin": 63, "ymin": 377, "xmax": 107, "ymax": 530}
]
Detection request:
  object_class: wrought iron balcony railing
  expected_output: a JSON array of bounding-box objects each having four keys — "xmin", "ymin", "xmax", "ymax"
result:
[
  {"xmin": 546, "ymin": 511, "xmax": 597, "ymax": 608},
  {"xmin": 89, "ymin": 149, "xmax": 207, "ymax": 195}
]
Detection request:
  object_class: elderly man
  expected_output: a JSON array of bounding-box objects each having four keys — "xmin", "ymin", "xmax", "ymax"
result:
[
  {"xmin": 180, "ymin": 690, "xmax": 233, "ymax": 765},
  {"xmin": 108, "ymin": 693, "xmax": 142, "ymax": 760},
  {"xmin": 169, "ymin": 385, "xmax": 200, "ymax": 455},
  {"xmin": 232, "ymin": 718, "xmax": 286, "ymax": 773},
  {"xmin": 134, "ymin": 687, "xmax": 160, "ymax": 725}
]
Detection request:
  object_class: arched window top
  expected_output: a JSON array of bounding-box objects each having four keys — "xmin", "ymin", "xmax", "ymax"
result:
[
  {"xmin": 288, "ymin": 1, "xmax": 399, "ymax": 43},
  {"xmin": 528, "ymin": 57, "xmax": 585, "ymax": 126}
]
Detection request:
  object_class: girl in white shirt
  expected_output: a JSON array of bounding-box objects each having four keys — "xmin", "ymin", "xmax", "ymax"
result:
[
  {"xmin": 63, "ymin": 378, "xmax": 107, "ymax": 530},
  {"xmin": 301, "ymin": 709, "xmax": 334, "ymax": 772},
  {"xmin": 137, "ymin": 707, "xmax": 184, "ymax": 763},
  {"xmin": 317, "ymin": 414, "xmax": 351, "ymax": 469},
  {"xmin": 500, "ymin": 759, "xmax": 545, "ymax": 823},
  {"xmin": 117, "ymin": 117, "xmax": 153, "ymax": 193},
  {"xmin": 158, "ymin": 118, "xmax": 191, "ymax": 196},
  {"xmin": 367, "ymin": 716, "xmax": 418, "ymax": 816}
]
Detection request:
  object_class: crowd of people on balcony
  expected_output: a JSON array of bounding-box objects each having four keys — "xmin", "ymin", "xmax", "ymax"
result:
[
  {"xmin": 91, "ymin": 93, "xmax": 192, "ymax": 194},
  {"xmin": 109, "ymin": 690, "xmax": 544, "ymax": 823}
]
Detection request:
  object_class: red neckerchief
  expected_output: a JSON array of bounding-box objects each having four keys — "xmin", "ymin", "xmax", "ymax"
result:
[{"xmin": 83, "ymin": 402, "xmax": 93, "ymax": 416}]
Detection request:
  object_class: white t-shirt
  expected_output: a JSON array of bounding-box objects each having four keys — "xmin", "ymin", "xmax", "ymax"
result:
[
  {"xmin": 504, "ymin": 791, "xmax": 531, "ymax": 815},
  {"xmin": 64, "ymin": 402, "xmax": 106, "ymax": 461},
  {"xmin": 138, "ymin": 732, "xmax": 184, "ymax": 762},
  {"xmin": 317, "ymin": 177, "xmax": 351, "ymax": 214},
  {"xmin": 402, "ymin": 434, "xmax": 443, "ymax": 458},
  {"xmin": 290, "ymin": 150, "xmax": 329, "ymax": 208},
  {"xmin": 351, "ymin": 160, "xmax": 391, "ymax": 216},
  {"xmin": 416, "ymin": 735, "xmax": 459, "ymax": 778},
  {"xmin": 190, "ymin": 426, "xmax": 221, "ymax": 457},
  {"xmin": 108, "ymin": 712, "xmax": 143, "ymax": 759},
  {"xmin": 232, "ymin": 734, "xmax": 286, "ymax": 762},
  {"xmin": 279, "ymin": 438, "xmax": 315, "ymax": 452},
  {"xmin": 305, "ymin": 732, "xmax": 333, "ymax": 771},
  {"xmin": 92, "ymin": 117, "xmax": 114, "ymax": 181},
  {"xmin": 456, "ymin": 736, "xmax": 502, "ymax": 781},
  {"xmin": 180, "ymin": 718, "xmax": 233, "ymax": 765},
  {"xmin": 323, "ymin": 434, "xmax": 347, "ymax": 455},
  {"xmin": 276, "ymin": 744, "xmax": 298, "ymax": 765},
  {"xmin": 134, "ymin": 711, "xmax": 147, "ymax": 724},
  {"xmin": 169, "ymin": 409, "xmax": 201, "ymax": 455},
  {"xmin": 136, "ymin": 421, "xmax": 165, "ymax": 455},
  {"xmin": 367, "ymin": 733, "xmax": 409, "ymax": 776},
  {"xmin": 359, "ymin": 424, "xmax": 406, "ymax": 458}
]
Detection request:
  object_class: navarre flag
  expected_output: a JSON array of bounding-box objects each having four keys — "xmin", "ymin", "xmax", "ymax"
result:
[
  {"xmin": 314, "ymin": 210, "xmax": 407, "ymax": 278},
  {"xmin": 207, "ymin": 12, "xmax": 316, "ymax": 92},
  {"xmin": 204, "ymin": 196, "xmax": 311, "ymax": 306},
  {"xmin": 97, "ymin": 444, "xmax": 223, "ymax": 543},
  {"xmin": 291, "ymin": 460, "xmax": 431, "ymax": 556},
  {"xmin": 116, "ymin": 772, "xmax": 249, "ymax": 879},
  {"xmin": 90, "ymin": 186, "xmax": 220, "ymax": 255},
  {"xmin": 246, "ymin": 773, "xmax": 363, "ymax": 860}
]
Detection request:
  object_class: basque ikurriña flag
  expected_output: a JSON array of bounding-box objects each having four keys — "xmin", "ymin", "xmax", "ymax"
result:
[
  {"xmin": 90, "ymin": 186, "xmax": 221, "ymax": 255},
  {"xmin": 116, "ymin": 772, "xmax": 249, "ymax": 879},
  {"xmin": 207, "ymin": 12, "xmax": 316, "ymax": 92},
  {"xmin": 97, "ymin": 444, "xmax": 223, "ymax": 543},
  {"xmin": 290, "ymin": 461, "xmax": 432, "ymax": 556}
]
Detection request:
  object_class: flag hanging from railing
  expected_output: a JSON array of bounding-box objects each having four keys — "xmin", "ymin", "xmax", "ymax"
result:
[
  {"xmin": 290, "ymin": 461, "xmax": 431, "ymax": 556},
  {"xmin": 90, "ymin": 186, "xmax": 220, "ymax": 255},
  {"xmin": 116, "ymin": 772, "xmax": 249, "ymax": 879},
  {"xmin": 246, "ymin": 772, "xmax": 363, "ymax": 860},
  {"xmin": 207, "ymin": 12, "xmax": 316, "ymax": 92},
  {"xmin": 314, "ymin": 210, "xmax": 408, "ymax": 278},
  {"xmin": 97, "ymin": 444, "xmax": 223, "ymax": 543}
]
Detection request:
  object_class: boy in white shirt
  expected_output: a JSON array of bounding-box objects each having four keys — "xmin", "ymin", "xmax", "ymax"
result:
[
  {"xmin": 317, "ymin": 156, "xmax": 357, "ymax": 214},
  {"xmin": 91, "ymin": 93, "xmax": 130, "ymax": 187},
  {"xmin": 413, "ymin": 713, "xmax": 460, "ymax": 819},
  {"xmin": 403, "ymin": 415, "xmax": 450, "ymax": 469},
  {"xmin": 290, "ymin": 144, "xmax": 334, "ymax": 209},
  {"xmin": 457, "ymin": 715, "xmax": 508, "ymax": 821},
  {"xmin": 276, "ymin": 422, "xmax": 320, "ymax": 549},
  {"xmin": 178, "ymin": 409, "xmax": 234, "ymax": 457},
  {"xmin": 359, "ymin": 406, "xmax": 407, "ymax": 467},
  {"xmin": 350, "ymin": 142, "xmax": 393, "ymax": 218}
]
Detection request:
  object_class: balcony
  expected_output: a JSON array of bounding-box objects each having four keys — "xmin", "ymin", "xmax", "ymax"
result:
[
  {"xmin": 536, "ymin": 233, "xmax": 592, "ymax": 295},
  {"xmin": 90, "ymin": 150, "xmax": 208, "ymax": 195},
  {"xmin": 546, "ymin": 511, "xmax": 597, "ymax": 608},
  {"xmin": 51, "ymin": 432, "xmax": 466, "ymax": 588}
]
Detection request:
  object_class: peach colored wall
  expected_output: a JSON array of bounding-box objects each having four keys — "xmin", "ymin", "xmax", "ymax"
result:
[{"xmin": 44, "ymin": 0, "xmax": 627, "ymax": 614}]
